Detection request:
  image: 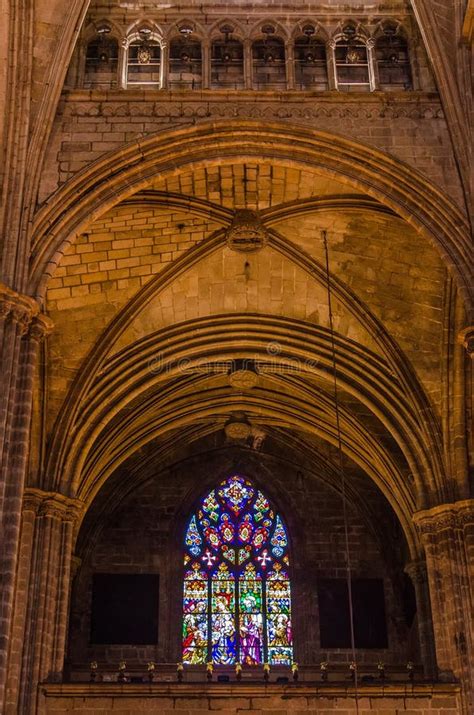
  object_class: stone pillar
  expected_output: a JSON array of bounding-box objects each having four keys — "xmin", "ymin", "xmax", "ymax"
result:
[
  {"xmin": 414, "ymin": 501, "xmax": 474, "ymax": 714},
  {"xmin": 404, "ymin": 559, "xmax": 437, "ymax": 678},
  {"xmin": 285, "ymin": 41, "xmax": 295, "ymax": 90},
  {"xmin": 202, "ymin": 40, "xmax": 210, "ymax": 89},
  {"xmin": 119, "ymin": 38, "xmax": 128, "ymax": 89},
  {"xmin": 160, "ymin": 41, "xmax": 168, "ymax": 90},
  {"xmin": 0, "ymin": 285, "xmax": 53, "ymax": 712},
  {"xmin": 244, "ymin": 39, "xmax": 252, "ymax": 90},
  {"xmin": 5, "ymin": 490, "xmax": 84, "ymax": 715},
  {"xmin": 326, "ymin": 40, "xmax": 337, "ymax": 91},
  {"xmin": 367, "ymin": 38, "xmax": 377, "ymax": 91}
]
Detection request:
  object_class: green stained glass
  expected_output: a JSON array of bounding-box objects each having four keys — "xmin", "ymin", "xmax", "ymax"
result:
[{"xmin": 183, "ymin": 475, "xmax": 293, "ymax": 664}]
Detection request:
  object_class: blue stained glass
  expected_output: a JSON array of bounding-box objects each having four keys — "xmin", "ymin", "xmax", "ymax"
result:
[
  {"xmin": 202, "ymin": 491, "xmax": 220, "ymax": 520},
  {"xmin": 183, "ymin": 614, "xmax": 208, "ymax": 663},
  {"xmin": 183, "ymin": 563, "xmax": 208, "ymax": 664},
  {"xmin": 268, "ymin": 646, "xmax": 293, "ymax": 665},
  {"xmin": 218, "ymin": 476, "xmax": 254, "ymax": 515},
  {"xmin": 254, "ymin": 491, "xmax": 270, "ymax": 514},
  {"xmin": 182, "ymin": 475, "xmax": 293, "ymax": 664},
  {"xmin": 212, "ymin": 612, "xmax": 236, "ymax": 664},
  {"xmin": 271, "ymin": 515, "xmax": 288, "ymax": 550},
  {"xmin": 185, "ymin": 515, "xmax": 202, "ymax": 555}
]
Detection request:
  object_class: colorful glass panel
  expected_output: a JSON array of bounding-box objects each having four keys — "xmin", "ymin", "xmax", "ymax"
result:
[
  {"xmin": 271, "ymin": 515, "xmax": 288, "ymax": 558},
  {"xmin": 219, "ymin": 513, "xmax": 234, "ymax": 542},
  {"xmin": 218, "ymin": 476, "xmax": 255, "ymax": 515},
  {"xmin": 185, "ymin": 515, "xmax": 203, "ymax": 556},
  {"xmin": 183, "ymin": 475, "xmax": 293, "ymax": 664},
  {"xmin": 239, "ymin": 564, "xmax": 263, "ymax": 664},
  {"xmin": 211, "ymin": 565, "xmax": 236, "ymax": 664},
  {"xmin": 183, "ymin": 564, "xmax": 208, "ymax": 664},
  {"xmin": 266, "ymin": 565, "xmax": 292, "ymax": 665}
]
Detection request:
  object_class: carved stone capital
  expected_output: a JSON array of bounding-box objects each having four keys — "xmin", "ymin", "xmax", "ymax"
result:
[
  {"xmin": 404, "ymin": 559, "xmax": 428, "ymax": 584},
  {"xmin": 413, "ymin": 499, "xmax": 474, "ymax": 534},
  {"xmin": 22, "ymin": 488, "xmax": 85, "ymax": 524},
  {"xmin": 28, "ymin": 313, "xmax": 54, "ymax": 342},
  {"xmin": 457, "ymin": 325, "xmax": 474, "ymax": 357},
  {"xmin": 0, "ymin": 283, "xmax": 39, "ymax": 330}
]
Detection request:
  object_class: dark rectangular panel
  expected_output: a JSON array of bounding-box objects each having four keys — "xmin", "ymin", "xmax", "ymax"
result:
[
  {"xmin": 318, "ymin": 578, "xmax": 351, "ymax": 648},
  {"xmin": 90, "ymin": 573, "xmax": 159, "ymax": 645},
  {"xmin": 352, "ymin": 578, "xmax": 388, "ymax": 648},
  {"xmin": 318, "ymin": 578, "xmax": 388, "ymax": 649}
]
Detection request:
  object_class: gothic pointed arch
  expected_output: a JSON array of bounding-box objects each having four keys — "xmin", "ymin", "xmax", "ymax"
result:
[{"xmin": 183, "ymin": 474, "xmax": 293, "ymax": 665}]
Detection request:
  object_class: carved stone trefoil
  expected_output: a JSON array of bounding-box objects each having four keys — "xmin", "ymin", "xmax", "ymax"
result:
[{"xmin": 226, "ymin": 209, "xmax": 269, "ymax": 253}]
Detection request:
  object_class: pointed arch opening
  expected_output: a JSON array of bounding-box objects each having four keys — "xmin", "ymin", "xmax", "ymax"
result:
[{"xmin": 182, "ymin": 475, "xmax": 293, "ymax": 665}]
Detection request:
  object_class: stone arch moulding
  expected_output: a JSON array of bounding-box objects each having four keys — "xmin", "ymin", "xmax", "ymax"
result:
[
  {"xmin": 43, "ymin": 226, "xmax": 446, "ymax": 506},
  {"xmin": 44, "ymin": 313, "xmax": 440, "ymax": 549},
  {"xmin": 30, "ymin": 121, "xmax": 472, "ymax": 314}
]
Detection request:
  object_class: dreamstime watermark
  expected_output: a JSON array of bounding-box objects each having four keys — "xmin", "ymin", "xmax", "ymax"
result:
[{"xmin": 147, "ymin": 341, "xmax": 320, "ymax": 376}]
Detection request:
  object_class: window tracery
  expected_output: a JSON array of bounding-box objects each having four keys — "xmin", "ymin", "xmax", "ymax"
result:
[
  {"xmin": 76, "ymin": 17, "xmax": 416, "ymax": 93},
  {"xmin": 182, "ymin": 475, "xmax": 293, "ymax": 665}
]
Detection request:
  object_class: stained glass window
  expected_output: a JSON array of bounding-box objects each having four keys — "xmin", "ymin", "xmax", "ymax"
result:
[{"xmin": 183, "ymin": 475, "xmax": 293, "ymax": 665}]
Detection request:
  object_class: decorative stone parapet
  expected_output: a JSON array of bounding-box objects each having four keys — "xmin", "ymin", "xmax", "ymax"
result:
[{"xmin": 61, "ymin": 89, "xmax": 445, "ymax": 121}]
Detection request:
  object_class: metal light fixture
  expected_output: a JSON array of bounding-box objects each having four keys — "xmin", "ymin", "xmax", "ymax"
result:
[
  {"xmin": 384, "ymin": 24, "xmax": 399, "ymax": 65},
  {"xmin": 342, "ymin": 24, "xmax": 360, "ymax": 64},
  {"xmin": 220, "ymin": 24, "xmax": 234, "ymax": 62},
  {"xmin": 138, "ymin": 27, "xmax": 152, "ymax": 65},
  {"xmin": 96, "ymin": 24, "xmax": 111, "ymax": 63},
  {"xmin": 261, "ymin": 24, "xmax": 276, "ymax": 64},
  {"xmin": 303, "ymin": 24, "xmax": 316, "ymax": 63},
  {"xmin": 178, "ymin": 22, "xmax": 194, "ymax": 63}
]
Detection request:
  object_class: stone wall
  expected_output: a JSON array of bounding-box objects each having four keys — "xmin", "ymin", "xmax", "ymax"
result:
[
  {"xmin": 40, "ymin": 92, "xmax": 464, "ymax": 209},
  {"xmin": 40, "ymin": 683, "xmax": 462, "ymax": 715},
  {"xmin": 67, "ymin": 457, "xmax": 412, "ymax": 670}
]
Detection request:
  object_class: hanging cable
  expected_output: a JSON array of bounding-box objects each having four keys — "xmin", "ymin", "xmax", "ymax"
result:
[{"xmin": 322, "ymin": 229, "xmax": 359, "ymax": 712}]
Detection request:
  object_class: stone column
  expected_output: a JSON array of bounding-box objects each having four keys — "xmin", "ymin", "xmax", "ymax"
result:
[
  {"xmin": 414, "ymin": 501, "xmax": 474, "ymax": 714},
  {"xmin": 119, "ymin": 38, "xmax": 128, "ymax": 89},
  {"xmin": 404, "ymin": 559, "xmax": 437, "ymax": 678},
  {"xmin": 285, "ymin": 41, "xmax": 295, "ymax": 90},
  {"xmin": 160, "ymin": 41, "xmax": 169, "ymax": 90},
  {"xmin": 367, "ymin": 38, "xmax": 377, "ymax": 91},
  {"xmin": 202, "ymin": 40, "xmax": 210, "ymax": 89},
  {"xmin": 6, "ymin": 490, "xmax": 84, "ymax": 715},
  {"xmin": 244, "ymin": 39, "xmax": 252, "ymax": 90},
  {"xmin": 0, "ymin": 285, "xmax": 52, "ymax": 712},
  {"xmin": 326, "ymin": 40, "xmax": 337, "ymax": 91}
]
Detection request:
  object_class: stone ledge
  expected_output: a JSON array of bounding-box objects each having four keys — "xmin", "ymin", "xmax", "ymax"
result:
[
  {"xmin": 61, "ymin": 89, "xmax": 440, "ymax": 105},
  {"xmin": 41, "ymin": 682, "xmax": 460, "ymax": 698}
]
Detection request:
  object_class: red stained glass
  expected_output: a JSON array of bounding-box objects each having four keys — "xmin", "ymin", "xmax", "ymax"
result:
[
  {"xmin": 253, "ymin": 526, "xmax": 268, "ymax": 550},
  {"xmin": 183, "ymin": 475, "xmax": 292, "ymax": 664},
  {"xmin": 220, "ymin": 513, "xmax": 234, "ymax": 542}
]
